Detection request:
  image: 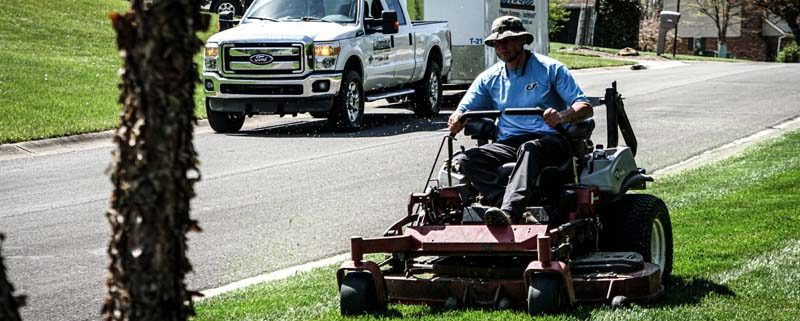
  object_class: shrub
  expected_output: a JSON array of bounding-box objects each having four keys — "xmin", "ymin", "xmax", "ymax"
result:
[
  {"xmin": 550, "ymin": 0, "xmax": 571, "ymax": 36},
  {"xmin": 776, "ymin": 42, "xmax": 799, "ymax": 63},
  {"xmin": 595, "ymin": 0, "xmax": 642, "ymax": 49}
]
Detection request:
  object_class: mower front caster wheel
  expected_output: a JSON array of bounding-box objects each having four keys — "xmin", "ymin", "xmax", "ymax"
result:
[
  {"xmin": 527, "ymin": 275, "xmax": 569, "ymax": 315},
  {"xmin": 339, "ymin": 271, "xmax": 384, "ymax": 315}
]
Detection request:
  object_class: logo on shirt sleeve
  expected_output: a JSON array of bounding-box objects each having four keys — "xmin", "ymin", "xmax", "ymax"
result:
[{"xmin": 525, "ymin": 82, "xmax": 538, "ymax": 91}]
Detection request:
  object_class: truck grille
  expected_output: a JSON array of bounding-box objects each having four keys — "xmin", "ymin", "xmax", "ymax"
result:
[
  {"xmin": 222, "ymin": 43, "xmax": 304, "ymax": 75},
  {"xmin": 220, "ymin": 84, "xmax": 303, "ymax": 95}
]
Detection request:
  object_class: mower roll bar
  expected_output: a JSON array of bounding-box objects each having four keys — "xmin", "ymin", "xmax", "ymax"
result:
[{"xmin": 600, "ymin": 81, "xmax": 638, "ymax": 156}]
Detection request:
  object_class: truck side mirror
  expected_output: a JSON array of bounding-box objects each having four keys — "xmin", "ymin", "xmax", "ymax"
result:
[
  {"xmin": 218, "ymin": 11, "xmax": 238, "ymax": 31},
  {"xmin": 381, "ymin": 10, "xmax": 399, "ymax": 34}
]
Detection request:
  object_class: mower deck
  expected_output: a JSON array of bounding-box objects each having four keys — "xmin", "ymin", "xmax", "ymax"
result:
[
  {"xmin": 382, "ymin": 262, "xmax": 662, "ymax": 307},
  {"xmin": 339, "ymin": 224, "xmax": 665, "ymax": 309}
]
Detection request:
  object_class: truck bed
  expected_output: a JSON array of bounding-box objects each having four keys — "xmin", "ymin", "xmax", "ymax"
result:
[{"xmin": 411, "ymin": 20, "xmax": 447, "ymax": 26}]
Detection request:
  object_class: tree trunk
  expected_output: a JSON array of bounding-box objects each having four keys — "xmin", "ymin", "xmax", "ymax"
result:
[
  {"xmin": 102, "ymin": 0, "xmax": 208, "ymax": 320},
  {"xmin": 0, "ymin": 234, "xmax": 24, "ymax": 321},
  {"xmin": 718, "ymin": 23, "xmax": 728, "ymax": 57},
  {"xmin": 788, "ymin": 18, "xmax": 800, "ymax": 45}
]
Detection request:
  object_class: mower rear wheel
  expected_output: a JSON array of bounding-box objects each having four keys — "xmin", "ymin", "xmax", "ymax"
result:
[
  {"xmin": 608, "ymin": 194, "xmax": 674, "ymax": 282},
  {"xmin": 527, "ymin": 275, "xmax": 568, "ymax": 315},
  {"xmin": 340, "ymin": 271, "xmax": 381, "ymax": 316}
]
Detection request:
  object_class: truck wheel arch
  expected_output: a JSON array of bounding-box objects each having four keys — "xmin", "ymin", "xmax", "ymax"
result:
[
  {"xmin": 344, "ymin": 56, "xmax": 364, "ymax": 79},
  {"xmin": 426, "ymin": 46, "xmax": 443, "ymax": 74}
]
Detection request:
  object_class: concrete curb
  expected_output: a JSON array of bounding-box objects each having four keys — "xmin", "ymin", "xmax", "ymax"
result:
[
  {"xmin": 652, "ymin": 115, "xmax": 800, "ymax": 177},
  {"xmin": 199, "ymin": 253, "xmax": 350, "ymax": 300},
  {"xmin": 0, "ymin": 117, "xmax": 309, "ymax": 161}
]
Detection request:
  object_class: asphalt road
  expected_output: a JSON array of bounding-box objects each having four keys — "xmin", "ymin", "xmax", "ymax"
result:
[{"xmin": 2, "ymin": 61, "xmax": 799, "ymax": 321}]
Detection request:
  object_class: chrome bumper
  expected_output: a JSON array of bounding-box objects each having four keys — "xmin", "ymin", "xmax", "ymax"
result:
[{"xmin": 202, "ymin": 72, "xmax": 342, "ymax": 99}]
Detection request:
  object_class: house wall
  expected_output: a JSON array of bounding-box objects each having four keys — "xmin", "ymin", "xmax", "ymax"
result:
[{"xmin": 672, "ymin": 4, "xmax": 772, "ymax": 61}]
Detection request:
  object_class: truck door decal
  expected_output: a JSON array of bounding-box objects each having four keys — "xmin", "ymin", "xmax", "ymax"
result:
[{"xmin": 373, "ymin": 38, "xmax": 392, "ymax": 51}]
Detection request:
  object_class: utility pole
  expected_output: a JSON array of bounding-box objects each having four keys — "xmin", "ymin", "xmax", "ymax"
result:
[{"xmin": 672, "ymin": 0, "xmax": 681, "ymax": 57}]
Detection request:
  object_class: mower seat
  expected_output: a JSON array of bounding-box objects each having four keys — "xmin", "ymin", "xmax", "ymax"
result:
[
  {"xmin": 493, "ymin": 119, "xmax": 596, "ymax": 187},
  {"xmin": 464, "ymin": 118, "xmax": 496, "ymax": 146}
]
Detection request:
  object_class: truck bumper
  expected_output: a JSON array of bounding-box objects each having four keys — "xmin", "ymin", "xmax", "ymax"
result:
[
  {"xmin": 203, "ymin": 72, "xmax": 342, "ymax": 114},
  {"xmin": 207, "ymin": 96, "xmax": 335, "ymax": 115}
]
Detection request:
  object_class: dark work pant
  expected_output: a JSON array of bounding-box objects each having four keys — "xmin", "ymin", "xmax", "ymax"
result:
[{"xmin": 456, "ymin": 134, "xmax": 570, "ymax": 218}]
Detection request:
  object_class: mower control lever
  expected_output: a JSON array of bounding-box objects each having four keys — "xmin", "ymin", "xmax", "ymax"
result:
[
  {"xmin": 458, "ymin": 107, "xmax": 568, "ymax": 135},
  {"xmin": 505, "ymin": 107, "xmax": 568, "ymax": 135},
  {"xmin": 503, "ymin": 107, "xmax": 546, "ymax": 116},
  {"xmin": 458, "ymin": 110, "xmax": 501, "ymax": 121}
]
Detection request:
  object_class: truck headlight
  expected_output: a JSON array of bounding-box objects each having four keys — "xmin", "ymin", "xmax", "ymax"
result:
[
  {"xmin": 204, "ymin": 43, "xmax": 219, "ymax": 71},
  {"xmin": 314, "ymin": 42, "xmax": 341, "ymax": 71}
]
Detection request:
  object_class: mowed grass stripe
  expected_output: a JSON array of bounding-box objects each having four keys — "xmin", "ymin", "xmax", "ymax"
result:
[{"xmin": 192, "ymin": 130, "xmax": 800, "ymax": 321}]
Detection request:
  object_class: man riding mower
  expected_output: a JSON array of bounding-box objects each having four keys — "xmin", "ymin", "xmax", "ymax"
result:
[{"xmin": 336, "ymin": 16, "xmax": 673, "ymax": 316}]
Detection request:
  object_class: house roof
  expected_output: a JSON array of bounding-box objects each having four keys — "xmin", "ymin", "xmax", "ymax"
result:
[{"xmin": 763, "ymin": 14, "xmax": 794, "ymax": 36}]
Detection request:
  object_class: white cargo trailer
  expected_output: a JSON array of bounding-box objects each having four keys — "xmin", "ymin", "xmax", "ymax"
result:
[{"xmin": 421, "ymin": 0, "xmax": 549, "ymax": 86}]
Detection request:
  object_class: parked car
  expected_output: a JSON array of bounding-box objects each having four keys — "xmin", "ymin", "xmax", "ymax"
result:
[{"xmin": 202, "ymin": 0, "xmax": 453, "ymax": 132}]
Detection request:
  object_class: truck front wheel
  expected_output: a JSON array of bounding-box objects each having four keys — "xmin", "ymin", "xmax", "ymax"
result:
[
  {"xmin": 206, "ymin": 99, "xmax": 245, "ymax": 133},
  {"xmin": 212, "ymin": 0, "xmax": 242, "ymax": 16},
  {"xmin": 328, "ymin": 70, "xmax": 364, "ymax": 131},
  {"xmin": 413, "ymin": 61, "xmax": 442, "ymax": 118}
]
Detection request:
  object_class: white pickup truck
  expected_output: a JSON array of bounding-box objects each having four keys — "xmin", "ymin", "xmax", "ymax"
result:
[{"xmin": 202, "ymin": 0, "xmax": 452, "ymax": 132}]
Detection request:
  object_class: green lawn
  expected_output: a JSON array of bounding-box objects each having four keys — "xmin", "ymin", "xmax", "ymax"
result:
[
  {"xmin": 193, "ymin": 130, "xmax": 800, "ymax": 321},
  {"xmin": 551, "ymin": 42, "xmax": 749, "ymax": 63},
  {"xmin": 0, "ymin": 0, "xmax": 215, "ymax": 144},
  {"xmin": 550, "ymin": 52, "xmax": 635, "ymax": 69}
]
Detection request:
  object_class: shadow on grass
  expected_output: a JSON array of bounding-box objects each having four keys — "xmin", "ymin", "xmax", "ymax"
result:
[
  {"xmin": 657, "ymin": 275, "xmax": 735, "ymax": 306},
  {"xmin": 364, "ymin": 275, "xmax": 735, "ymax": 320},
  {"xmin": 553, "ymin": 275, "xmax": 736, "ymax": 319}
]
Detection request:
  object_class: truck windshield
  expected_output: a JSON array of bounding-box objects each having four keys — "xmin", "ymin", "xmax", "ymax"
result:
[{"xmin": 246, "ymin": 0, "xmax": 358, "ymax": 24}]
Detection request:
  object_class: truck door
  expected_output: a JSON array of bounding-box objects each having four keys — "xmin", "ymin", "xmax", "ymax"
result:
[
  {"xmin": 362, "ymin": 0, "xmax": 396, "ymax": 91},
  {"xmin": 384, "ymin": 0, "xmax": 414, "ymax": 86}
]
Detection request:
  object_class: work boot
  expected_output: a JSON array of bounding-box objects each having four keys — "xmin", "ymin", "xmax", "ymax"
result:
[{"xmin": 484, "ymin": 207, "xmax": 513, "ymax": 226}]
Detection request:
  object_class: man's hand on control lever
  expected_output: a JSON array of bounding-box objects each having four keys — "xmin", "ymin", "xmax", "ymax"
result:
[
  {"xmin": 544, "ymin": 102, "xmax": 593, "ymax": 128},
  {"xmin": 543, "ymin": 108, "xmax": 565, "ymax": 128},
  {"xmin": 448, "ymin": 110, "xmax": 466, "ymax": 134}
]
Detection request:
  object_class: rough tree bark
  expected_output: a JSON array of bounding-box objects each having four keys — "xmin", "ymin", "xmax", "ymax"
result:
[
  {"xmin": 0, "ymin": 234, "xmax": 25, "ymax": 321},
  {"xmin": 103, "ymin": 0, "xmax": 208, "ymax": 320}
]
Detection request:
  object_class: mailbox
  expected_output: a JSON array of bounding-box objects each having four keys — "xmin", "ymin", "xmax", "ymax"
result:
[{"xmin": 657, "ymin": 10, "xmax": 681, "ymax": 55}]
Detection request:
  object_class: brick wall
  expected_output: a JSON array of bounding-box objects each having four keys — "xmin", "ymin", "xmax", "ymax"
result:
[{"xmin": 673, "ymin": 4, "xmax": 774, "ymax": 61}]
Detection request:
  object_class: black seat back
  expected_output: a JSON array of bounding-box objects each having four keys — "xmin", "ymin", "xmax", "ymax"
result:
[
  {"xmin": 565, "ymin": 119, "xmax": 595, "ymax": 140},
  {"xmin": 464, "ymin": 118, "xmax": 497, "ymax": 146}
]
